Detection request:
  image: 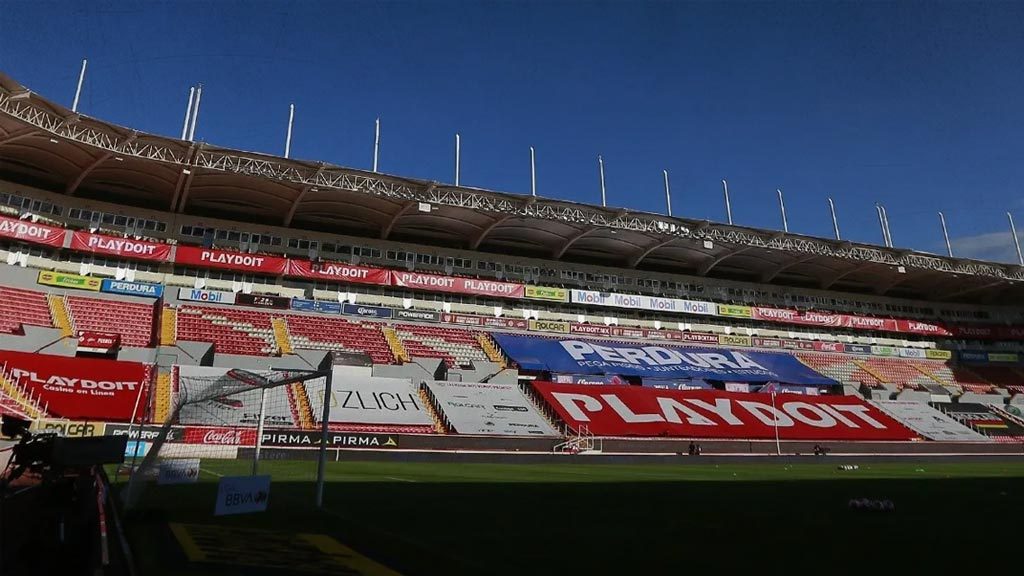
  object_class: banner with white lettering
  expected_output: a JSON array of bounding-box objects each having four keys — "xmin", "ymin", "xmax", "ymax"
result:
[
  {"xmin": 101, "ymin": 279, "xmax": 164, "ymax": 299},
  {"xmin": 391, "ymin": 271, "xmax": 525, "ymax": 298},
  {"xmin": 491, "ymin": 334, "xmax": 838, "ymax": 385},
  {"xmin": 304, "ymin": 367, "xmax": 431, "ymax": 426},
  {"xmin": 533, "ymin": 382, "xmax": 916, "ymax": 440},
  {"xmin": 174, "ymin": 245, "xmax": 287, "ymax": 275},
  {"xmin": 215, "ymin": 475, "xmax": 270, "ymax": 516},
  {"xmin": 0, "ymin": 350, "xmax": 150, "ymax": 421},
  {"xmin": 70, "ymin": 231, "xmax": 171, "ymax": 262},
  {"xmin": 0, "ymin": 214, "xmax": 67, "ymax": 246},
  {"xmin": 425, "ymin": 380, "xmax": 560, "ymax": 436},
  {"xmin": 286, "ymin": 259, "xmax": 391, "ymax": 285},
  {"xmin": 570, "ymin": 289, "xmax": 717, "ymax": 316}
]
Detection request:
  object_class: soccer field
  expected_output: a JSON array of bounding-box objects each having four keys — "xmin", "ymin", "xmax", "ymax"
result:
[{"xmin": 116, "ymin": 458, "xmax": 1024, "ymax": 575}]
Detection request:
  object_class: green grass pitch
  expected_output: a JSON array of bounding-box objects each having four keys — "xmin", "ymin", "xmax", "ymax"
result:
[{"xmin": 114, "ymin": 458, "xmax": 1024, "ymax": 575}]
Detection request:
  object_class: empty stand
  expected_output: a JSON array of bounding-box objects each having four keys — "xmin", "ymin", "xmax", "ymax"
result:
[
  {"xmin": 285, "ymin": 315, "xmax": 394, "ymax": 364},
  {"xmin": 0, "ymin": 286, "xmax": 53, "ymax": 334},
  {"xmin": 393, "ymin": 324, "xmax": 489, "ymax": 367},
  {"xmin": 932, "ymin": 403, "xmax": 1024, "ymax": 442},
  {"xmin": 859, "ymin": 358, "xmax": 934, "ymax": 391},
  {"xmin": 65, "ymin": 295, "xmax": 155, "ymax": 347},
  {"xmin": 174, "ymin": 305, "xmax": 278, "ymax": 356},
  {"xmin": 965, "ymin": 365, "xmax": 1022, "ymax": 391},
  {"xmin": 796, "ymin": 353, "xmax": 881, "ymax": 387}
]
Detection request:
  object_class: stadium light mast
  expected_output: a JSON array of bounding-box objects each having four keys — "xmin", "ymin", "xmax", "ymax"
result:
[
  {"xmin": 1009, "ymin": 212, "xmax": 1024, "ymax": 266},
  {"xmin": 598, "ymin": 155, "xmax": 607, "ymax": 207},
  {"xmin": 880, "ymin": 205, "xmax": 894, "ymax": 247},
  {"xmin": 828, "ymin": 197, "xmax": 841, "ymax": 240},
  {"xmin": 455, "ymin": 133, "xmax": 461, "ymax": 186},
  {"xmin": 373, "ymin": 118, "xmax": 381, "ymax": 173},
  {"xmin": 722, "ymin": 179, "xmax": 733, "ymax": 224},
  {"xmin": 188, "ymin": 84, "xmax": 203, "ymax": 142},
  {"xmin": 663, "ymin": 170, "xmax": 672, "ymax": 216},
  {"xmin": 180, "ymin": 86, "xmax": 195, "ymax": 140},
  {"xmin": 284, "ymin": 103, "xmax": 295, "ymax": 159},
  {"xmin": 938, "ymin": 212, "xmax": 953, "ymax": 257},
  {"xmin": 71, "ymin": 58, "xmax": 87, "ymax": 113},
  {"xmin": 875, "ymin": 204, "xmax": 891, "ymax": 247},
  {"xmin": 530, "ymin": 146, "xmax": 537, "ymax": 197},
  {"xmin": 777, "ymin": 189, "xmax": 788, "ymax": 233}
]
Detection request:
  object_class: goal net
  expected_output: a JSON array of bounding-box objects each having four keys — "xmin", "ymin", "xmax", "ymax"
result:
[{"xmin": 122, "ymin": 363, "xmax": 331, "ymax": 509}]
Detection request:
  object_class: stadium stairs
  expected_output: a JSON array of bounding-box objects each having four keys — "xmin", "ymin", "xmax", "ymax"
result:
[
  {"xmin": 160, "ymin": 307, "xmax": 177, "ymax": 346},
  {"xmin": 272, "ymin": 317, "xmax": 294, "ymax": 355},
  {"xmin": 418, "ymin": 384, "xmax": 451, "ymax": 434},
  {"xmin": 520, "ymin": 382, "xmax": 570, "ymax": 436},
  {"xmin": 152, "ymin": 371, "xmax": 173, "ymax": 423},
  {"xmin": 0, "ymin": 369, "xmax": 45, "ymax": 419},
  {"xmin": 46, "ymin": 294, "xmax": 74, "ymax": 338},
  {"xmin": 383, "ymin": 326, "xmax": 410, "ymax": 362},
  {"xmin": 289, "ymin": 382, "xmax": 316, "ymax": 429},
  {"xmin": 478, "ymin": 333, "xmax": 507, "ymax": 368}
]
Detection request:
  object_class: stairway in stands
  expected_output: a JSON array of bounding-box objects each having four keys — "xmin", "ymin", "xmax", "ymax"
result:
[{"xmin": 47, "ymin": 294, "xmax": 74, "ymax": 338}]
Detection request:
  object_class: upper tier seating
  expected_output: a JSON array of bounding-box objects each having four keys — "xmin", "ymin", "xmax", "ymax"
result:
[
  {"xmin": 964, "ymin": 365, "xmax": 1023, "ymax": 391},
  {"xmin": 285, "ymin": 314, "xmax": 395, "ymax": 365},
  {"xmin": 860, "ymin": 358, "xmax": 935, "ymax": 391},
  {"xmin": 948, "ymin": 366, "xmax": 996, "ymax": 394},
  {"xmin": 0, "ymin": 286, "xmax": 52, "ymax": 333},
  {"xmin": 175, "ymin": 305, "xmax": 278, "ymax": 355},
  {"xmin": 393, "ymin": 324, "xmax": 489, "ymax": 367},
  {"xmin": 66, "ymin": 296, "xmax": 154, "ymax": 347},
  {"xmin": 795, "ymin": 353, "xmax": 881, "ymax": 387}
]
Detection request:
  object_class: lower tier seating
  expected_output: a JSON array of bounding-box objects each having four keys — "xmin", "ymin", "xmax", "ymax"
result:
[
  {"xmin": 66, "ymin": 295, "xmax": 155, "ymax": 347},
  {"xmin": 175, "ymin": 305, "xmax": 279, "ymax": 355},
  {"xmin": 0, "ymin": 286, "xmax": 52, "ymax": 333},
  {"xmin": 393, "ymin": 323, "xmax": 490, "ymax": 367}
]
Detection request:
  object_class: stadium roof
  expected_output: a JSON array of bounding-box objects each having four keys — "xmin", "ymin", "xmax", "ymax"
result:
[{"xmin": 0, "ymin": 72, "xmax": 1022, "ymax": 305}]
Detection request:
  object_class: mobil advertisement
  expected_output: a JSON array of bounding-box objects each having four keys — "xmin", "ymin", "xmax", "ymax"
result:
[
  {"xmin": 533, "ymin": 382, "xmax": 916, "ymax": 441},
  {"xmin": 177, "ymin": 287, "xmax": 236, "ymax": 304},
  {"xmin": 174, "ymin": 245, "xmax": 288, "ymax": 275},
  {"xmin": 285, "ymin": 259, "xmax": 390, "ymax": 285},
  {"xmin": 570, "ymin": 289, "xmax": 716, "ymax": 316},
  {"xmin": 0, "ymin": 214, "xmax": 67, "ymax": 246},
  {"xmin": 391, "ymin": 271, "xmax": 525, "ymax": 298},
  {"xmin": 101, "ymin": 278, "xmax": 164, "ymax": 298},
  {"xmin": 0, "ymin": 350, "xmax": 150, "ymax": 421},
  {"xmin": 491, "ymin": 333, "xmax": 837, "ymax": 386},
  {"xmin": 70, "ymin": 231, "xmax": 171, "ymax": 262}
]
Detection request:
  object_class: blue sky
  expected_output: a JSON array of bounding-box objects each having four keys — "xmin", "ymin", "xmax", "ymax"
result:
[{"xmin": 2, "ymin": 1, "xmax": 1022, "ymax": 263}]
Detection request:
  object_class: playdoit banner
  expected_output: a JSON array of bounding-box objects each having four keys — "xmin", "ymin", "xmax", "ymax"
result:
[{"xmin": 533, "ymin": 382, "xmax": 916, "ymax": 441}]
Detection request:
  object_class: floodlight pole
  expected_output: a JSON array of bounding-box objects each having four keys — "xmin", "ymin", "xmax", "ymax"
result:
[
  {"xmin": 770, "ymin": 391, "xmax": 781, "ymax": 456},
  {"xmin": 598, "ymin": 155, "xmax": 607, "ymax": 207},
  {"xmin": 284, "ymin": 104, "xmax": 295, "ymax": 159},
  {"xmin": 72, "ymin": 59, "xmax": 87, "ymax": 113},
  {"xmin": 778, "ymin": 189, "xmax": 788, "ymax": 233},
  {"xmin": 180, "ymin": 87, "xmax": 195, "ymax": 140},
  {"xmin": 939, "ymin": 211, "xmax": 953, "ymax": 257},
  {"xmin": 454, "ymin": 133, "xmax": 461, "ymax": 187},
  {"xmin": 530, "ymin": 146, "xmax": 537, "ymax": 197},
  {"xmin": 252, "ymin": 386, "xmax": 268, "ymax": 476},
  {"xmin": 188, "ymin": 84, "xmax": 203, "ymax": 142},
  {"xmin": 373, "ymin": 118, "xmax": 381, "ymax": 173},
  {"xmin": 722, "ymin": 179, "xmax": 733, "ymax": 225},
  {"xmin": 315, "ymin": 357, "xmax": 334, "ymax": 508},
  {"xmin": 828, "ymin": 197, "xmax": 841, "ymax": 240},
  {"xmin": 1009, "ymin": 212, "xmax": 1024, "ymax": 266},
  {"xmin": 663, "ymin": 170, "xmax": 672, "ymax": 216}
]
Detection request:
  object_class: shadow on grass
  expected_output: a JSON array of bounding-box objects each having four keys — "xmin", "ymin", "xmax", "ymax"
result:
[{"xmin": 117, "ymin": 474, "xmax": 1024, "ymax": 576}]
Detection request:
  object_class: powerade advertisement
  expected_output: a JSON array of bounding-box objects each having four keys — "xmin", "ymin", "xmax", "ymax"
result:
[{"xmin": 491, "ymin": 333, "xmax": 837, "ymax": 386}]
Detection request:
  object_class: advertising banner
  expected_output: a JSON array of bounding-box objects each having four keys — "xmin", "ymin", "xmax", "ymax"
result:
[
  {"xmin": 641, "ymin": 378, "xmax": 713, "ymax": 390},
  {"xmin": 481, "ymin": 317, "xmax": 529, "ymax": 329},
  {"xmin": 491, "ymin": 334, "xmax": 837, "ymax": 385},
  {"xmin": 674, "ymin": 332, "xmax": 721, "ymax": 344},
  {"xmin": 236, "ymin": 293, "xmax": 291, "ymax": 309},
  {"xmin": 182, "ymin": 426, "xmax": 258, "ymax": 446},
  {"xmin": 533, "ymin": 382, "xmax": 916, "ymax": 440},
  {"xmin": 77, "ymin": 331, "xmax": 121, "ymax": 354},
  {"xmin": 813, "ymin": 341, "xmax": 846, "ymax": 353},
  {"xmin": 391, "ymin": 271, "xmax": 525, "ymax": 298},
  {"xmin": 718, "ymin": 334, "xmax": 752, "ymax": 347},
  {"xmin": 343, "ymin": 303, "xmax": 392, "ymax": 319},
  {"xmin": 570, "ymin": 323, "xmax": 614, "ymax": 337},
  {"xmin": 924, "ymin": 349, "xmax": 952, "ymax": 360},
  {"xmin": 987, "ymin": 353, "xmax": 1020, "ymax": 363},
  {"xmin": 174, "ymin": 245, "xmax": 287, "ymax": 275},
  {"xmin": 525, "ymin": 285, "xmax": 569, "ymax": 302},
  {"xmin": 424, "ymin": 380, "xmax": 559, "ymax": 436},
  {"xmin": 0, "ymin": 214, "xmax": 67, "ymax": 246},
  {"xmin": 38, "ymin": 270, "xmax": 101, "ymax": 291},
  {"xmin": 31, "ymin": 419, "xmax": 106, "ymax": 437},
  {"xmin": 552, "ymin": 374, "xmax": 630, "ymax": 385},
  {"xmin": 101, "ymin": 278, "xmax": 164, "ymax": 299},
  {"xmin": 442, "ymin": 313, "xmax": 483, "ymax": 326},
  {"xmin": 215, "ymin": 475, "xmax": 270, "ymax": 516},
  {"xmin": 894, "ymin": 319, "xmax": 953, "ymax": 337},
  {"xmin": 285, "ymin": 259, "xmax": 390, "ymax": 285},
  {"xmin": 394, "ymin": 308, "xmax": 441, "ymax": 322},
  {"xmin": 311, "ymin": 369, "xmax": 432, "ymax": 426},
  {"xmin": 529, "ymin": 319, "xmax": 570, "ymax": 333},
  {"xmin": 158, "ymin": 459, "xmax": 201, "ymax": 485},
  {"xmin": 260, "ymin": 431, "xmax": 399, "ymax": 448},
  {"xmin": 717, "ymin": 304, "xmax": 752, "ymax": 318},
  {"xmin": 177, "ymin": 287, "xmax": 236, "ymax": 305},
  {"xmin": 846, "ymin": 344, "xmax": 873, "ymax": 355},
  {"xmin": 958, "ymin": 350, "xmax": 990, "ymax": 363},
  {"xmin": 291, "ymin": 298, "xmax": 342, "ymax": 314},
  {"xmin": 70, "ymin": 231, "xmax": 171, "ymax": 262},
  {"xmin": 751, "ymin": 337, "xmax": 784, "ymax": 349},
  {"xmin": 0, "ymin": 350, "xmax": 149, "ymax": 421},
  {"xmin": 898, "ymin": 348, "xmax": 926, "ymax": 359},
  {"xmin": 871, "ymin": 346, "xmax": 898, "ymax": 357},
  {"xmin": 570, "ymin": 289, "xmax": 717, "ymax": 316}
]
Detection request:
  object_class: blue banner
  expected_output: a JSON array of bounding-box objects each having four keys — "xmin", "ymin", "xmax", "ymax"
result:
[
  {"xmin": 101, "ymin": 279, "xmax": 164, "ymax": 298},
  {"xmin": 343, "ymin": 303, "xmax": 392, "ymax": 319},
  {"xmin": 846, "ymin": 344, "xmax": 872, "ymax": 355},
  {"xmin": 291, "ymin": 298, "xmax": 342, "ymax": 314},
  {"xmin": 491, "ymin": 333, "xmax": 838, "ymax": 385}
]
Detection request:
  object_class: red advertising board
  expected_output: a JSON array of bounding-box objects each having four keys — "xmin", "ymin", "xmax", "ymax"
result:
[
  {"xmin": 77, "ymin": 331, "xmax": 121, "ymax": 354},
  {"xmin": 181, "ymin": 426, "xmax": 257, "ymax": 446},
  {"xmin": 812, "ymin": 341, "xmax": 846, "ymax": 353},
  {"xmin": 173, "ymin": 245, "xmax": 288, "ymax": 275},
  {"xmin": 482, "ymin": 317, "xmax": 529, "ymax": 329},
  {"xmin": 441, "ymin": 313, "xmax": 484, "ymax": 326},
  {"xmin": 0, "ymin": 214, "xmax": 67, "ymax": 246},
  {"xmin": 286, "ymin": 259, "xmax": 391, "ymax": 285},
  {"xmin": 70, "ymin": 231, "xmax": 171, "ymax": 262},
  {"xmin": 570, "ymin": 323, "xmax": 614, "ymax": 337},
  {"xmin": 391, "ymin": 271, "xmax": 525, "ymax": 298},
  {"xmin": 0, "ymin": 350, "xmax": 149, "ymax": 421},
  {"xmin": 533, "ymin": 382, "xmax": 916, "ymax": 440}
]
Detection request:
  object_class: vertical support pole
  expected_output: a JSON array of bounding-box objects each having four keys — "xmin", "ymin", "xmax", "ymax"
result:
[
  {"xmin": 252, "ymin": 386, "xmax": 267, "ymax": 476},
  {"xmin": 722, "ymin": 179, "xmax": 733, "ymax": 224},
  {"xmin": 663, "ymin": 170, "xmax": 672, "ymax": 216},
  {"xmin": 771, "ymin": 391, "xmax": 781, "ymax": 456},
  {"xmin": 188, "ymin": 84, "xmax": 203, "ymax": 142},
  {"xmin": 454, "ymin": 133, "xmax": 461, "ymax": 186},
  {"xmin": 315, "ymin": 361, "xmax": 334, "ymax": 508},
  {"xmin": 881, "ymin": 205, "xmax": 893, "ymax": 247},
  {"xmin": 180, "ymin": 87, "xmax": 195, "ymax": 140},
  {"xmin": 778, "ymin": 189, "xmax": 788, "ymax": 232},
  {"xmin": 876, "ymin": 205, "xmax": 888, "ymax": 247},
  {"xmin": 1009, "ymin": 212, "xmax": 1024, "ymax": 266},
  {"xmin": 939, "ymin": 212, "xmax": 953, "ymax": 257},
  {"xmin": 284, "ymin": 104, "xmax": 295, "ymax": 159},
  {"xmin": 530, "ymin": 146, "xmax": 536, "ymax": 197},
  {"xmin": 828, "ymin": 197, "xmax": 841, "ymax": 240},
  {"xmin": 598, "ymin": 155, "xmax": 606, "ymax": 207},
  {"xmin": 373, "ymin": 118, "xmax": 381, "ymax": 173},
  {"xmin": 72, "ymin": 59, "xmax": 88, "ymax": 113}
]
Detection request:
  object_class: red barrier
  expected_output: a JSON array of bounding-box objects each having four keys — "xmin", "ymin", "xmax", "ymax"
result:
[
  {"xmin": 533, "ymin": 382, "xmax": 917, "ymax": 441},
  {"xmin": 286, "ymin": 258, "xmax": 391, "ymax": 285},
  {"xmin": 173, "ymin": 245, "xmax": 288, "ymax": 275},
  {"xmin": 0, "ymin": 214, "xmax": 67, "ymax": 246},
  {"xmin": 70, "ymin": 231, "xmax": 172, "ymax": 262},
  {"xmin": 0, "ymin": 351, "xmax": 149, "ymax": 421}
]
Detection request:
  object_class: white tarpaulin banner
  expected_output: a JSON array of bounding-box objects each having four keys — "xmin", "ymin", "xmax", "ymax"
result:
[
  {"xmin": 425, "ymin": 380, "xmax": 559, "ymax": 436},
  {"xmin": 305, "ymin": 366, "xmax": 432, "ymax": 426},
  {"xmin": 871, "ymin": 401, "xmax": 989, "ymax": 442},
  {"xmin": 570, "ymin": 289, "xmax": 716, "ymax": 316}
]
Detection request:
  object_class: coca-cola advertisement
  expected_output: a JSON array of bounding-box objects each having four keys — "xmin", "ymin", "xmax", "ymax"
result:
[{"xmin": 182, "ymin": 426, "xmax": 258, "ymax": 446}]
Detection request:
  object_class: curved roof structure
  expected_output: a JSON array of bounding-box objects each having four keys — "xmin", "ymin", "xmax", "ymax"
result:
[{"xmin": 1, "ymin": 71, "xmax": 1022, "ymax": 305}]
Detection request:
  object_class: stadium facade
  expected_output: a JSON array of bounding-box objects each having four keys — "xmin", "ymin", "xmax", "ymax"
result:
[{"xmin": 1, "ymin": 71, "xmax": 1023, "ymax": 455}]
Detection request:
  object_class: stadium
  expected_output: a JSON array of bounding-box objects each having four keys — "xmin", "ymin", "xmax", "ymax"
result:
[{"xmin": 0, "ymin": 57, "xmax": 1023, "ymax": 576}]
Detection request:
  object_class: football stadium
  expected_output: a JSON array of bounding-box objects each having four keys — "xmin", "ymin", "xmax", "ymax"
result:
[{"xmin": 1, "ymin": 21, "xmax": 1024, "ymax": 574}]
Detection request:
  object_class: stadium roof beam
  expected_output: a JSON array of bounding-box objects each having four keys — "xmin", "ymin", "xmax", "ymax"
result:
[
  {"xmin": 628, "ymin": 237, "xmax": 679, "ymax": 268},
  {"xmin": 283, "ymin": 163, "xmax": 327, "ymax": 226},
  {"xmin": 930, "ymin": 278, "xmax": 1006, "ymax": 301},
  {"xmin": 470, "ymin": 213, "xmax": 517, "ymax": 249},
  {"xmin": 65, "ymin": 131, "xmax": 137, "ymax": 196},
  {"xmin": 819, "ymin": 261, "xmax": 883, "ymax": 290},
  {"xmin": 697, "ymin": 246, "xmax": 753, "ymax": 276},
  {"xmin": 170, "ymin": 143, "xmax": 201, "ymax": 213},
  {"xmin": 0, "ymin": 126, "xmax": 39, "ymax": 146},
  {"xmin": 759, "ymin": 254, "xmax": 818, "ymax": 283},
  {"xmin": 379, "ymin": 199, "xmax": 421, "ymax": 240}
]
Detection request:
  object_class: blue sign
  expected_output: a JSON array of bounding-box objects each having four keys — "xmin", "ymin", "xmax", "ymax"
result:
[
  {"xmin": 291, "ymin": 298, "xmax": 343, "ymax": 314},
  {"xmin": 959, "ymin": 350, "xmax": 989, "ymax": 363},
  {"xmin": 215, "ymin": 475, "xmax": 271, "ymax": 516},
  {"xmin": 343, "ymin": 303, "xmax": 392, "ymax": 319},
  {"xmin": 846, "ymin": 344, "xmax": 872, "ymax": 355},
  {"xmin": 101, "ymin": 278, "xmax": 164, "ymax": 298},
  {"xmin": 491, "ymin": 333, "xmax": 838, "ymax": 386}
]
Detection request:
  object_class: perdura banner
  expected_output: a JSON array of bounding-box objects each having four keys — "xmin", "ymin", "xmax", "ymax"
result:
[
  {"xmin": 525, "ymin": 285, "xmax": 570, "ymax": 302},
  {"xmin": 491, "ymin": 334, "xmax": 837, "ymax": 385},
  {"xmin": 174, "ymin": 245, "xmax": 288, "ymax": 275},
  {"xmin": 70, "ymin": 231, "xmax": 171, "ymax": 261},
  {"xmin": 0, "ymin": 350, "xmax": 150, "ymax": 421},
  {"xmin": 101, "ymin": 279, "xmax": 164, "ymax": 299},
  {"xmin": 285, "ymin": 259, "xmax": 391, "ymax": 285},
  {"xmin": 0, "ymin": 214, "xmax": 67, "ymax": 246},
  {"xmin": 533, "ymin": 382, "xmax": 916, "ymax": 440},
  {"xmin": 38, "ymin": 270, "xmax": 102, "ymax": 291}
]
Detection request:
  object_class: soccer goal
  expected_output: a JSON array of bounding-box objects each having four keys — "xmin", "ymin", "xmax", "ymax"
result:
[{"xmin": 122, "ymin": 356, "xmax": 334, "ymax": 510}]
